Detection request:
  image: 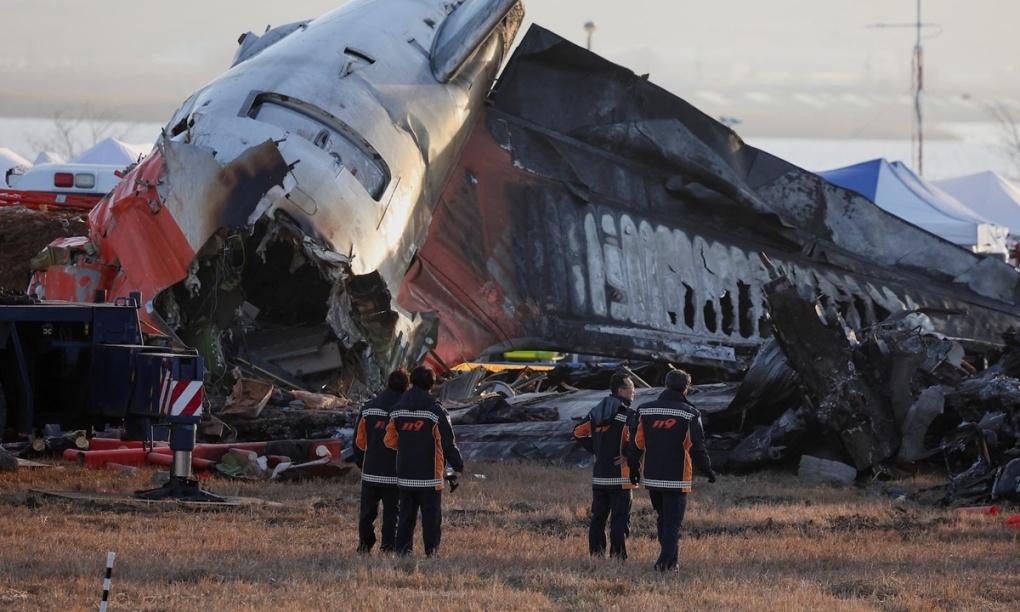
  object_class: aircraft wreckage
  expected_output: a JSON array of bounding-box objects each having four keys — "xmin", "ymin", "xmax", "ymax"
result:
[
  {"xmin": 401, "ymin": 25, "xmax": 1020, "ymax": 376},
  {"xmin": 13, "ymin": 0, "xmax": 1020, "ymax": 491},
  {"xmin": 443, "ymin": 279, "xmax": 1020, "ymax": 505},
  {"xmin": 26, "ymin": 0, "xmax": 1020, "ymax": 398},
  {"xmin": 13, "ymin": 0, "xmax": 1019, "ymax": 504}
]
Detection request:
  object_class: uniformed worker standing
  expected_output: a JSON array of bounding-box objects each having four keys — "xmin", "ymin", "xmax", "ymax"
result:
[
  {"xmin": 627, "ymin": 369, "xmax": 716, "ymax": 572},
  {"xmin": 572, "ymin": 372, "xmax": 637, "ymax": 559},
  {"xmin": 384, "ymin": 365, "xmax": 464, "ymax": 557},
  {"xmin": 352, "ymin": 368, "xmax": 409, "ymax": 553}
]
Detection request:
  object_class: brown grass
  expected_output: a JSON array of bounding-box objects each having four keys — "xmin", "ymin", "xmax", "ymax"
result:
[{"xmin": 1, "ymin": 461, "xmax": 1017, "ymax": 611}]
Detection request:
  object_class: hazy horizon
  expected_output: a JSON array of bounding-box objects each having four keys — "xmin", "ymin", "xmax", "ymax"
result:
[{"xmin": 1, "ymin": 0, "xmax": 1019, "ymax": 140}]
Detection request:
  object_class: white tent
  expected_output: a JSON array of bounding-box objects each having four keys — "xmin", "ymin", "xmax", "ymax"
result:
[
  {"xmin": 933, "ymin": 171, "xmax": 1020, "ymax": 239},
  {"xmin": 1, "ymin": 147, "xmax": 32, "ymax": 187},
  {"xmin": 32, "ymin": 151, "xmax": 65, "ymax": 165},
  {"xmin": 70, "ymin": 137, "xmax": 150, "ymax": 165}
]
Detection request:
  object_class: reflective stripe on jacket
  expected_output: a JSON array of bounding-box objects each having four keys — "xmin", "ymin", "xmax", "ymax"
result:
[
  {"xmin": 573, "ymin": 395, "xmax": 636, "ymax": 490},
  {"xmin": 383, "ymin": 386, "xmax": 464, "ymax": 490},
  {"xmin": 628, "ymin": 389, "xmax": 713, "ymax": 492},
  {"xmin": 353, "ymin": 388, "xmax": 403, "ymax": 487}
]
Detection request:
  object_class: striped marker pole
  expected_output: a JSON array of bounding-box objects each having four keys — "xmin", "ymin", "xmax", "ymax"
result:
[{"xmin": 100, "ymin": 551, "xmax": 115, "ymax": 612}]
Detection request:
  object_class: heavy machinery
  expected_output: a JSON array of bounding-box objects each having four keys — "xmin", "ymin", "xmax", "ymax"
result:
[{"xmin": 0, "ymin": 290, "xmax": 220, "ymax": 501}]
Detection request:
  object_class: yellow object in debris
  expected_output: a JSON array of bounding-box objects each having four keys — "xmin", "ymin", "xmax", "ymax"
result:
[
  {"xmin": 503, "ymin": 350, "xmax": 562, "ymax": 361},
  {"xmin": 452, "ymin": 362, "xmax": 556, "ymax": 373}
]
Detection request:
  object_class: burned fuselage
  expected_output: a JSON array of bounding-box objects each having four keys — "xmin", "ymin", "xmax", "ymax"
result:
[{"xmin": 399, "ymin": 26, "xmax": 1020, "ymax": 372}]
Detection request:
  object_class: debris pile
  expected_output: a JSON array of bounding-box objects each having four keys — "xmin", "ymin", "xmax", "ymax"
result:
[
  {"xmin": 0, "ymin": 206, "xmax": 87, "ymax": 290},
  {"xmin": 706, "ymin": 271, "xmax": 1020, "ymax": 506}
]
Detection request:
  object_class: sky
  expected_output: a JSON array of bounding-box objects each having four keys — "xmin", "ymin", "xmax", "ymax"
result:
[{"xmin": 1, "ymin": 0, "xmax": 1019, "ymax": 140}]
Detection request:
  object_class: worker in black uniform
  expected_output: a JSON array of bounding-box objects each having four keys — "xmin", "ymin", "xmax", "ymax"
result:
[
  {"xmin": 573, "ymin": 371, "xmax": 637, "ymax": 559},
  {"xmin": 627, "ymin": 369, "xmax": 716, "ymax": 572},
  {"xmin": 352, "ymin": 368, "xmax": 410, "ymax": 553},
  {"xmin": 384, "ymin": 365, "xmax": 464, "ymax": 557}
]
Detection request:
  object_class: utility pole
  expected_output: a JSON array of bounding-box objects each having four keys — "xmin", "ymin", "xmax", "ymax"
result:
[
  {"xmin": 869, "ymin": 1, "xmax": 936, "ymax": 175},
  {"xmin": 912, "ymin": 0, "xmax": 924, "ymax": 176}
]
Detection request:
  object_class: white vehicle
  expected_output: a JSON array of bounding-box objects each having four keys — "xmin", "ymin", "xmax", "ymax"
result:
[{"xmin": 5, "ymin": 163, "xmax": 124, "ymax": 196}]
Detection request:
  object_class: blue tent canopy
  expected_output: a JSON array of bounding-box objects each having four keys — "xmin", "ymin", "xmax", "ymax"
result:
[{"xmin": 818, "ymin": 159, "xmax": 1008, "ymax": 256}]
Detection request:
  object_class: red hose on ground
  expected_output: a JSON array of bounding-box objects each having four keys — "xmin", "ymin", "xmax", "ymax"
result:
[
  {"xmin": 67, "ymin": 439, "xmax": 342, "ymax": 467},
  {"xmin": 143, "ymin": 452, "xmax": 217, "ymax": 470},
  {"xmin": 87, "ymin": 438, "xmax": 168, "ymax": 451},
  {"xmin": 63, "ymin": 447, "xmax": 216, "ymax": 470},
  {"xmin": 64, "ymin": 448, "xmax": 149, "ymax": 468}
]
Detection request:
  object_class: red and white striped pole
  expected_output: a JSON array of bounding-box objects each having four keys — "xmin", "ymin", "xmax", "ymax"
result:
[{"xmin": 100, "ymin": 551, "xmax": 115, "ymax": 611}]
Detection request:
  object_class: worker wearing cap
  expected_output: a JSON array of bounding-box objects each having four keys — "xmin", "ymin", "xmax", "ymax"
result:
[
  {"xmin": 384, "ymin": 365, "xmax": 464, "ymax": 557},
  {"xmin": 352, "ymin": 367, "xmax": 409, "ymax": 553},
  {"xmin": 627, "ymin": 369, "xmax": 716, "ymax": 572},
  {"xmin": 573, "ymin": 371, "xmax": 637, "ymax": 559}
]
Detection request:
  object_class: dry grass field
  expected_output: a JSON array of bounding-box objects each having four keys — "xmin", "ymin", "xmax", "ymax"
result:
[{"xmin": 1, "ymin": 460, "xmax": 1018, "ymax": 611}]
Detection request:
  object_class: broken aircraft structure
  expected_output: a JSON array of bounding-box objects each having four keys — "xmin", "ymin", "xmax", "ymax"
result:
[
  {"xmin": 30, "ymin": 0, "xmax": 526, "ymax": 393},
  {"xmin": 444, "ymin": 280, "xmax": 1020, "ymax": 505},
  {"xmin": 400, "ymin": 25, "xmax": 1020, "ymax": 373},
  {"xmin": 26, "ymin": 0, "xmax": 1020, "ymax": 403},
  {"xmin": 720, "ymin": 269, "xmax": 1019, "ymax": 503}
]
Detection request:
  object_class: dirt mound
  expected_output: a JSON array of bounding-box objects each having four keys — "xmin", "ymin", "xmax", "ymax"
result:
[{"xmin": 0, "ymin": 206, "xmax": 88, "ymax": 291}]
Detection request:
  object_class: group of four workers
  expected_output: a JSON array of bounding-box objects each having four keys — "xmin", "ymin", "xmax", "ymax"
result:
[{"xmin": 352, "ymin": 365, "xmax": 715, "ymax": 571}]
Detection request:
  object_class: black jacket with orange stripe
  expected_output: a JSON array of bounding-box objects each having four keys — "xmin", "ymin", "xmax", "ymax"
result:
[
  {"xmin": 627, "ymin": 389, "xmax": 713, "ymax": 492},
  {"xmin": 572, "ymin": 394, "xmax": 637, "ymax": 490},
  {"xmin": 352, "ymin": 388, "xmax": 403, "ymax": 487},
  {"xmin": 383, "ymin": 386, "xmax": 464, "ymax": 491}
]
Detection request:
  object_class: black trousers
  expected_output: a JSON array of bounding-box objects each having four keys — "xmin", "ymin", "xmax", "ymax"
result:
[
  {"xmin": 589, "ymin": 488, "xmax": 632, "ymax": 559},
  {"xmin": 648, "ymin": 489, "xmax": 688, "ymax": 571},
  {"xmin": 358, "ymin": 483, "xmax": 399, "ymax": 552},
  {"xmin": 395, "ymin": 488, "xmax": 443, "ymax": 556}
]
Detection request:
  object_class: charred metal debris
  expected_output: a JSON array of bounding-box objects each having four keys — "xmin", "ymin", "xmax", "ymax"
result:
[
  {"xmin": 708, "ymin": 268, "xmax": 1020, "ymax": 507},
  {"xmin": 7, "ymin": 15, "xmax": 1020, "ymax": 508},
  {"xmin": 428, "ymin": 269, "xmax": 1020, "ymax": 508}
]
